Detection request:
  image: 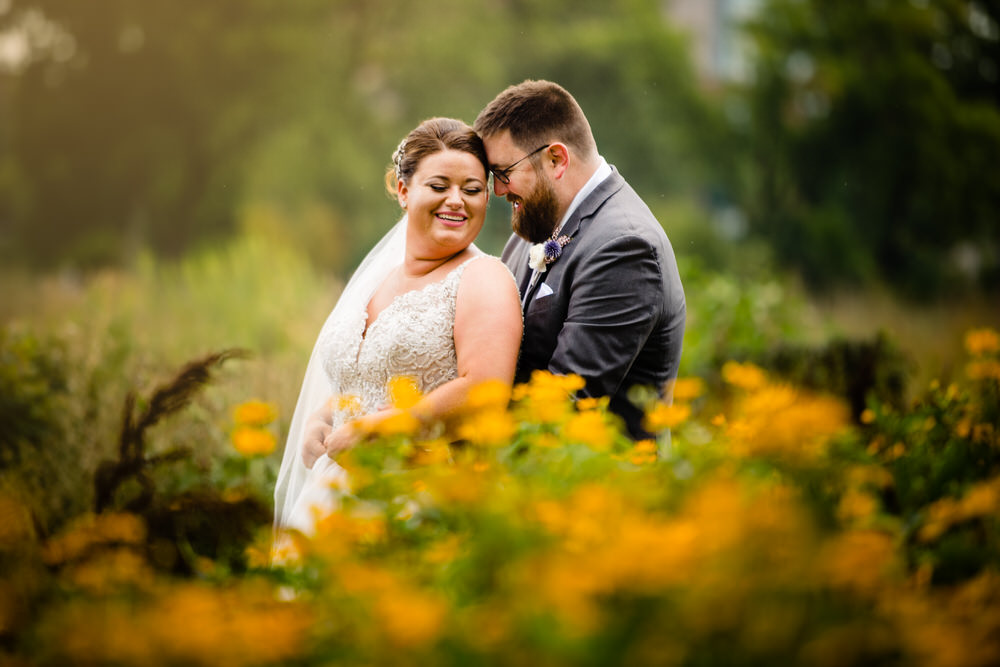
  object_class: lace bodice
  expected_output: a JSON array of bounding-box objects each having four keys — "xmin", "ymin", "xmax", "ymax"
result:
[{"xmin": 316, "ymin": 257, "xmax": 479, "ymax": 426}]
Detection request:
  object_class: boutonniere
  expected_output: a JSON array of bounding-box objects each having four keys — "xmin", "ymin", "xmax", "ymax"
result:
[{"xmin": 528, "ymin": 233, "xmax": 572, "ymax": 273}]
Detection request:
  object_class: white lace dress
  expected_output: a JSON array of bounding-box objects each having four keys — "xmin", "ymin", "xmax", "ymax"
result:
[{"xmin": 281, "ymin": 257, "xmax": 479, "ymax": 536}]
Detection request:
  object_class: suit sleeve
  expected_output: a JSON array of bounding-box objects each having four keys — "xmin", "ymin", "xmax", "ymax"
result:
[{"xmin": 547, "ymin": 234, "xmax": 664, "ymax": 399}]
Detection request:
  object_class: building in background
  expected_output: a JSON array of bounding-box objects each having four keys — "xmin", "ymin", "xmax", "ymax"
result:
[{"xmin": 664, "ymin": 0, "xmax": 761, "ymax": 84}]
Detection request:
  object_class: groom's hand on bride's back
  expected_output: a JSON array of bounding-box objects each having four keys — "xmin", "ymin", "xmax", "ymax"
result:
[{"xmin": 301, "ymin": 406, "xmax": 333, "ymax": 469}]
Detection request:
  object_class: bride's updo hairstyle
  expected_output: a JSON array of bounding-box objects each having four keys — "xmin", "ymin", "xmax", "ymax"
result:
[{"xmin": 384, "ymin": 117, "xmax": 489, "ymax": 197}]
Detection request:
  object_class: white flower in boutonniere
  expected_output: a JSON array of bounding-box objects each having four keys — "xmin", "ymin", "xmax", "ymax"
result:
[{"xmin": 528, "ymin": 234, "xmax": 572, "ymax": 273}]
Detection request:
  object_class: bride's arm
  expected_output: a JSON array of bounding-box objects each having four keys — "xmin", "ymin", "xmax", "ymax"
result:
[{"xmin": 323, "ymin": 257, "xmax": 522, "ymax": 456}]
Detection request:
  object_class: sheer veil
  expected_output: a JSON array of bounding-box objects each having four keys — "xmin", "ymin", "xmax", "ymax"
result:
[{"xmin": 273, "ymin": 216, "xmax": 408, "ymax": 531}]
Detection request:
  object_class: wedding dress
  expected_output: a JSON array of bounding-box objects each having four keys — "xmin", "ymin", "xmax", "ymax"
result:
[{"xmin": 273, "ymin": 216, "xmax": 484, "ymax": 538}]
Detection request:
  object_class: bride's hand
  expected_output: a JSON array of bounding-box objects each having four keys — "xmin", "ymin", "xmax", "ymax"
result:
[
  {"xmin": 301, "ymin": 407, "xmax": 333, "ymax": 469},
  {"xmin": 323, "ymin": 421, "xmax": 363, "ymax": 459}
]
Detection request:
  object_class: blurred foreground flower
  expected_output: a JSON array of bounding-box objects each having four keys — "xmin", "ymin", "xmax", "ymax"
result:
[
  {"xmin": 726, "ymin": 384, "xmax": 850, "ymax": 463},
  {"xmin": 721, "ymin": 360, "xmax": 768, "ymax": 391},
  {"xmin": 964, "ymin": 327, "xmax": 1000, "ymax": 357},
  {"xmin": 231, "ymin": 426, "xmax": 277, "ymax": 457},
  {"xmin": 232, "ymin": 399, "xmax": 277, "ymax": 427}
]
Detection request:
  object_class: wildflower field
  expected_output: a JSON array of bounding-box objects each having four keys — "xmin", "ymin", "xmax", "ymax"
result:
[{"xmin": 2, "ymin": 235, "xmax": 999, "ymax": 666}]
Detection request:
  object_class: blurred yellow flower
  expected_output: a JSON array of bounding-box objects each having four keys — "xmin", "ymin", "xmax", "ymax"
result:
[
  {"xmin": 836, "ymin": 489, "xmax": 879, "ymax": 525},
  {"xmin": 577, "ymin": 396, "xmax": 608, "ymax": 411},
  {"xmin": 964, "ymin": 327, "xmax": 1000, "ymax": 357},
  {"xmin": 47, "ymin": 583, "xmax": 311, "ymax": 666},
  {"xmin": 820, "ymin": 530, "xmax": 898, "ymax": 596},
  {"xmin": 42, "ymin": 512, "xmax": 146, "ymax": 566},
  {"xmin": 388, "ymin": 375, "xmax": 422, "ymax": 409},
  {"xmin": 564, "ymin": 410, "xmax": 614, "ymax": 450},
  {"xmin": 232, "ymin": 399, "xmax": 277, "ymax": 427},
  {"xmin": 919, "ymin": 497, "xmax": 963, "ymax": 542},
  {"xmin": 512, "ymin": 371, "xmax": 587, "ymax": 424},
  {"xmin": 922, "ymin": 476, "xmax": 1000, "ymax": 542},
  {"xmin": 845, "ymin": 465, "xmax": 894, "ymax": 490},
  {"xmin": 961, "ymin": 477, "xmax": 1000, "ymax": 517},
  {"xmin": 629, "ymin": 439, "xmax": 658, "ymax": 465},
  {"xmin": 668, "ymin": 377, "xmax": 705, "ymax": 401},
  {"xmin": 860, "ymin": 408, "xmax": 876, "ymax": 424},
  {"xmin": 644, "ymin": 401, "xmax": 691, "ymax": 432},
  {"xmin": 726, "ymin": 385, "xmax": 849, "ymax": 462},
  {"xmin": 66, "ymin": 548, "xmax": 154, "ymax": 594},
  {"xmin": 375, "ymin": 588, "xmax": 447, "ymax": 648},
  {"xmin": 466, "ymin": 379, "xmax": 512, "ymax": 410},
  {"xmin": 457, "ymin": 409, "xmax": 517, "ymax": 447},
  {"xmin": 374, "ymin": 410, "xmax": 421, "ymax": 437},
  {"xmin": 231, "ymin": 426, "xmax": 277, "ymax": 457},
  {"xmin": 721, "ymin": 361, "xmax": 768, "ymax": 391},
  {"xmin": 966, "ymin": 359, "xmax": 1000, "ymax": 382}
]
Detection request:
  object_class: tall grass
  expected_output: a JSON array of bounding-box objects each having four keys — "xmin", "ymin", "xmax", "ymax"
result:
[{"xmin": 1, "ymin": 231, "xmax": 338, "ymax": 533}]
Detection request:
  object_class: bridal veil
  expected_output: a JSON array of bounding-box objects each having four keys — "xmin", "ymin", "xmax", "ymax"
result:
[{"xmin": 272, "ymin": 216, "xmax": 408, "ymax": 531}]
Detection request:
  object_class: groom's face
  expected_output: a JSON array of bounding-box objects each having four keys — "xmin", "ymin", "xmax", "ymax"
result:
[{"xmin": 483, "ymin": 133, "xmax": 560, "ymax": 244}]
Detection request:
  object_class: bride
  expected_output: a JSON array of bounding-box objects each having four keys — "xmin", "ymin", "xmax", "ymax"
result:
[{"xmin": 273, "ymin": 117, "xmax": 523, "ymax": 539}]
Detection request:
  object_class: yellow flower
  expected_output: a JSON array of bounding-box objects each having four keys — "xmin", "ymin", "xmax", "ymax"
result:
[
  {"xmin": 966, "ymin": 359, "xmax": 1000, "ymax": 382},
  {"xmin": 845, "ymin": 465, "xmax": 894, "ymax": 490},
  {"xmin": 629, "ymin": 440, "xmax": 658, "ymax": 465},
  {"xmin": 374, "ymin": 410, "xmax": 420, "ymax": 437},
  {"xmin": 721, "ymin": 361, "xmax": 768, "ymax": 391},
  {"xmin": 820, "ymin": 530, "xmax": 898, "ymax": 596},
  {"xmin": 564, "ymin": 410, "xmax": 615, "ymax": 450},
  {"xmin": 388, "ymin": 375, "xmax": 422, "ymax": 409},
  {"xmin": 919, "ymin": 497, "xmax": 962, "ymax": 542},
  {"xmin": 644, "ymin": 401, "xmax": 691, "ymax": 432},
  {"xmin": 860, "ymin": 408, "xmax": 876, "ymax": 424},
  {"xmin": 42, "ymin": 512, "xmax": 146, "ymax": 566},
  {"xmin": 375, "ymin": 588, "xmax": 447, "ymax": 648},
  {"xmin": 667, "ymin": 377, "xmax": 705, "ymax": 401},
  {"xmin": 726, "ymin": 385, "xmax": 849, "ymax": 463},
  {"xmin": 836, "ymin": 489, "xmax": 879, "ymax": 525},
  {"xmin": 576, "ymin": 396, "xmax": 608, "ymax": 411},
  {"xmin": 66, "ymin": 548, "xmax": 154, "ymax": 594},
  {"xmin": 960, "ymin": 477, "xmax": 1000, "ymax": 517},
  {"xmin": 457, "ymin": 409, "xmax": 517, "ymax": 447},
  {"xmin": 964, "ymin": 327, "xmax": 1000, "ymax": 357},
  {"xmin": 232, "ymin": 400, "xmax": 277, "ymax": 427},
  {"xmin": 512, "ymin": 371, "xmax": 585, "ymax": 424},
  {"xmin": 465, "ymin": 379, "xmax": 511, "ymax": 410},
  {"xmin": 231, "ymin": 426, "xmax": 277, "ymax": 457}
]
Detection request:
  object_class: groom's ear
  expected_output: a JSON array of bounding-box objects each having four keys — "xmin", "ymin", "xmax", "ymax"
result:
[{"xmin": 546, "ymin": 143, "xmax": 570, "ymax": 180}]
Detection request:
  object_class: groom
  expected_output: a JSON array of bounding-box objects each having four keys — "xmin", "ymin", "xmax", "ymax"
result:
[{"xmin": 475, "ymin": 80, "xmax": 686, "ymax": 440}]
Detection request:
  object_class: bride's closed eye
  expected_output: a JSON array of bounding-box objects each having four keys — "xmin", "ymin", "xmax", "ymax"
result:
[{"xmin": 427, "ymin": 183, "xmax": 484, "ymax": 196}]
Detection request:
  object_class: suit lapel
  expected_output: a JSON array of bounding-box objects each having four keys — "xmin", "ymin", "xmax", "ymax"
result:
[{"xmin": 558, "ymin": 168, "xmax": 625, "ymax": 242}]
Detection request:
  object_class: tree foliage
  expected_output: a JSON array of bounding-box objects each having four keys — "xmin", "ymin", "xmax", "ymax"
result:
[
  {"xmin": 0, "ymin": 0, "xmax": 722, "ymax": 273},
  {"xmin": 741, "ymin": 0, "xmax": 1000, "ymax": 295}
]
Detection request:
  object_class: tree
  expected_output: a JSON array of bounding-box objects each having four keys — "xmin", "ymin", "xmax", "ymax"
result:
[
  {"xmin": 741, "ymin": 0, "xmax": 1000, "ymax": 295},
  {"xmin": 0, "ymin": 0, "xmax": 331, "ymax": 266}
]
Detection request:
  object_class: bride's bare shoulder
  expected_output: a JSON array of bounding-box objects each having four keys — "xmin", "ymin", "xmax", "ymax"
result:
[{"xmin": 463, "ymin": 254, "xmax": 516, "ymax": 283}]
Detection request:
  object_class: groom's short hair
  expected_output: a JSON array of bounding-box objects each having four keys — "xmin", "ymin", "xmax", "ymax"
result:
[{"xmin": 474, "ymin": 80, "xmax": 598, "ymax": 160}]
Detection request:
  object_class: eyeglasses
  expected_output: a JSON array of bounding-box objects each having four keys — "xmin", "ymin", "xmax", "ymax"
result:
[{"xmin": 491, "ymin": 144, "xmax": 550, "ymax": 184}]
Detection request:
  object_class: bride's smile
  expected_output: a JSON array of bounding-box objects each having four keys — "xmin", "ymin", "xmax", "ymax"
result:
[{"xmin": 398, "ymin": 148, "xmax": 488, "ymax": 259}]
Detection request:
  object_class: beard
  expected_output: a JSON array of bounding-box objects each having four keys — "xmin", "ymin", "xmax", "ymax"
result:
[{"xmin": 510, "ymin": 173, "xmax": 560, "ymax": 243}]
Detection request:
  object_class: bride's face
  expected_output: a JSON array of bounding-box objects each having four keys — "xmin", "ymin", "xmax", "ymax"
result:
[{"xmin": 398, "ymin": 149, "xmax": 488, "ymax": 259}]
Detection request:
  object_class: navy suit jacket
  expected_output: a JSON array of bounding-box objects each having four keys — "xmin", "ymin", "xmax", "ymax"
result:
[{"xmin": 501, "ymin": 168, "xmax": 686, "ymax": 439}]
